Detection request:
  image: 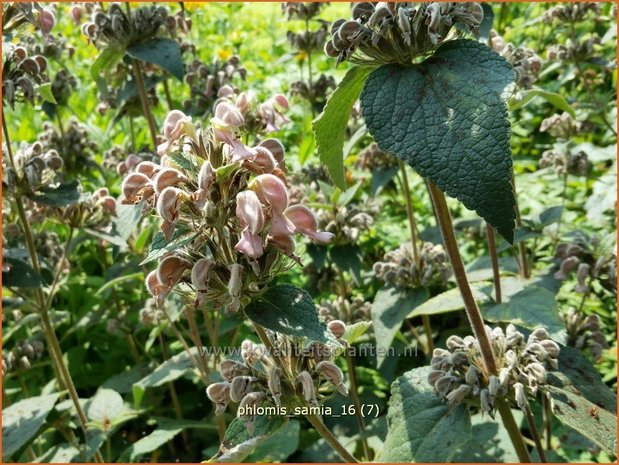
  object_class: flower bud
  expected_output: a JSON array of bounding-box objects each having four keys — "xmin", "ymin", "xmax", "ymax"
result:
[
  {"xmin": 250, "ymin": 174, "xmax": 289, "ymax": 213},
  {"xmin": 191, "ymin": 258, "xmax": 214, "ymax": 291},
  {"xmin": 156, "ymin": 187, "xmax": 184, "ymax": 223},
  {"xmin": 446, "ymin": 384, "xmax": 471, "ymax": 405},
  {"xmin": 206, "ymin": 382, "xmax": 231, "ymax": 415},
  {"xmin": 327, "ymin": 320, "xmax": 346, "ymax": 339},
  {"xmin": 316, "ymin": 361, "xmax": 348, "ymax": 396},
  {"xmin": 480, "ymin": 388, "xmax": 492, "ymax": 413},
  {"xmin": 230, "ymin": 376, "xmax": 255, "ymax": 402},
  {"xmin": 539, "ymin": 339, "xmax": 560, "ymax": 359},
  {"xmin": 297, "ymin": 371, "xmax": 318, "ymax": 406},
  {"xmin": 220, "ymin": 360, "xmax": 249, "ymax": 381},
  {"xmin": 241, "ymin": 340, "xmax": 265, "ymax": 365},
  {"xmin": 267, "ymin": 365, "xmax": 282, "ymax": 406},
  {"xmin": 514, "ymin": 382, "xmax": 527, "ymax": 409},
  {"xmin": 36, "ymin": 9, "xmax": 56, "ymax": 35},
  {"xmin": 529, "ymin": 327, "xmax": 549, "ymax": 343},
  {"xmin": 156, "ymin": 255, "xmax": 189, "ymax": 288},
  {"xmin": 427, "ymin": 370, "xmax": 444, "ymax": 386},
  {"xmin": 227, "ymin": 263, "xmax": 243, "ymax": 300},
  {"xmin": 525, "ymin": 362, "xmax": 546, "ymax": 384},
  {"xmin": 136, "ymin": 161, "xmax": 159, "ymax": 178},
  {"xmin": 121, "ymin": 172, "xmax": 153, "ymax": 203},
  {"xmin": 197, "ymin": 160, "xmax": 215, "ymax": 192},
  {"xmin": 258, "ymin": 139, "xmax": 286, "ymax": 169},
  {"xmin": 237, "ymin": 391, "xmax": 266, "ymax": 416},
  {"xmin": 446, "ymin": 335, "xmax": 465, "ymax": 350},
  {"xmin": 488, "ymin": 375, "xmax": 500, "ymax": 397},
  {"xmin": 153, "ymin": 168, "xmax": 186, "ymax": 194},
  {"xmin": 465, "ymin": 364, "xmax": 479, "ymax": 385},
  {"xmin": 244, "ymin": 146, "xmax": 276, "ymax": 174},
  {"xmin": 213, "ymin": 101, "xmax": 244, "ymax": 128}
]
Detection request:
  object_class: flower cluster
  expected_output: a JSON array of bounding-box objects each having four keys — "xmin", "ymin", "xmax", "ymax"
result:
[
  {"xmin": 554, "ymin": 237, "xmax": 616, "ymax": 293},
  {"xmin": 282, "ymin": 2, "xmax": 328, "ymax": 22},
  {"xmin": 563, "ymin": 308, "xmax": 609, "ymax": 361},
  {"xmin": 2, "ymin": 340, "xmax": 45, "ymax": 375},
  {"xmin": 355, "ymin": 142, "xmax": 398, "ymax": 171},
  {"xmin": 3, "ymin": 141, "xmax": 63, "ymax": 194},
  {"xmin": 183, "ymin": 56, "xmax": 247, "ymax": 117},
  {"xmin": 540, "ymin": 142, "xmax": 590, "ymax": 177},
  {"xmin": 139, "ymin": 298, "xmax": 165, "ymax": 327},
  {"xmin": 207, "ymin": 333, "xmax": 347, "ymax": 434},
  {"xmin": 373, "ymin": 242, "xmax": 451, "ymax": 289},
  {"xmin": 540, "ymin": 112, "xmax": 583, "ymax": 140},
  {"xmin": 489, "ymin": 33, "xmax": 542, "ymax": 90},
  {"xmin": 546, "ymin": 36, "xmax": 601, "ymax": 63},
  {"xmin": 542, "ymin": 3, "xmax": 601, "ymax": 23},
  {"xmin": 324, "ymin": 2, "xmax": 483, "ymax": 65},
  {"xmin": 428, "ymin": 325, "xmax": 560, "ymax": 416},
  {"xmin": 318, "ymin": 295, "xmax": 371, "ymax": 325},
  {"xmin": 23, "ymin": 32, "xmax": 75, "ymax": 61},
  {"xmin": 2, "ymin": 42, "xmax": 50, "ymax": 109},
  {"xmin": 37, "ymin": 118, "xmax": 98, "ymax": 175},
  {"xmin": 290, "ymin": 74, "xmax": 336, "ymax": 108},
  {"xmin": 81, "ymin": 3, "xmax": 169, "ymax": 49},
  {"xmin": 121, "ymin": 103, "xmax": 332, "ymax": 312}
]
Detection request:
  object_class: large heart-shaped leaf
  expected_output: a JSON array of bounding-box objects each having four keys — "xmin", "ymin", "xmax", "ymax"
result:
[
  {"xmin": 126, "ymin": 38, "xmax": 183, "ymax": 81},
  {"xmin": 360, "ymin": 39, "xmax": 517, "ymax": 242}
]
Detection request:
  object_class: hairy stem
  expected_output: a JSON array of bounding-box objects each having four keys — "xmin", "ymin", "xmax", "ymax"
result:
[
  {"xmin": 305, "ymin": 413, "xmax": 358, "ymax": 463},
  {"xmin": 524, "ymin": 405, "xmax": 547, "ymax": 462},
  {"xmin": 345, "ymin": 355, "xmax": 370, "ymax": 461},
  {"xmin": 486, "ymin": 224, "xmax": 503, "ymax": 303},
  {"xmin": 162, "ymin": 79, "xmax": 174, "ymax": 111},
  {"xmin": 131, "ymin": 58, "xmax": 159, "ymax": 150}
]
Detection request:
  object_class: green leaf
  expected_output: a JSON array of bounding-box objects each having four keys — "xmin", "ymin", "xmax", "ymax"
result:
[
  {"xmin": 245, "ymin": 284, "xmax": 336, "ymax": 347},
  {"xmin": 360, "ymin": 40, "xmax": 517, "ymax": 242},
  {"xmin": 313, "ymin": 65, "xmax": 374, "ymax": 190},
  {"xmin": 139, "ymin": 225, "xmax": 198, "ymax": 266},
  {"xmin": 86, "ymin": 389, "xmax": 126, "ymax": 425},
  {"xmin": 246, "ymin": 419, "xmax": 300, "ymax": 462},
  {"xmin": 95, "ymin": 271, "xmax": 143, "ymax": 296},
  {"xmin": 38, "ymin": 82, "xmax": 56, "ymax": 104},
  {"xmin": 408, "ymin": 282, "xmax": 493, "ymax": 317},
  {"xmin": 118, "ymin": 418, "xmax": 216, "ymax": 462},
  {"xmin": 483, "ymin": 286, "xmax": 566, "ymax": 342},
  {"xmin": 212, "ymin": 415, "xmax": 287, "ymax": 462},
  {"xmin": 112, "ymin": 202, "xmax": 143, "ymax": 242},
  {"xmin": 126, "ymin": 38, "xmax": 183, "ymax": 81},
  {"xmin": 380, "ymin": 366, "xmax": 471, "ymax": 462},
  {"xmin": 91, "ymin": 47, "xmax": 124, "ymax": 82},
  {"xmin": 102, "ymin": 363, "xmax": 153, "ymax": 394},
  {"xmin": 371, "ymin": 165, "xmax": 399, "ymax": 197},
  {"xmin": 509, "ymin": 88, "xmax": 576, "ymax": 117},
  {"xmin": 132, "ymin": 347, "xmax": 198, "ymax": 408},
  {"xmin": 453, "ymin": 413, "xmax": 519, "ymax": 462},
  {"xmin": 28, "ymin": 180, "xmax": 81, "ymax": 207},
  {"xmin": 2, "ymin": 393, "xmax": 59, "ymax": 459},
  {"xmin": 371, "ymin": 285, "xmax": 429, "ymax": 367},
  {"xmin": 328, "ymin": 243, "xmax": 363, "ymax": 285},
  {"xmin": 544, "ymin": 384, "xmax": 616, "ymax": 456},
  {"xmin": 2, "ymin": 256, "xmax": 45, "ymax": 288},
  {"xmin": 343, "ymin": 321, "xmax": 372, "ymax": 345}
]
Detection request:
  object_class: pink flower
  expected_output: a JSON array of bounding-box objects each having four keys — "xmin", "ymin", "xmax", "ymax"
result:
[
  {"xmin": 212, "ymin": 102, "xmax": 244, "ymax": 128},
  {"xmin": 36, "ymin": 9, "xmax": 56, "ymax": 36},
  {"xmin": 234, "ymin": 191, "xmax": 264, "ymax": 259},
  {"xmin": 285, "ymin": 205, "xmax": 335, "ymax": 243},
  {"xmin": 156, "ymin": 187, "xmax": 184, "ymax": 223},
  {"xmin": 249, "ymin": 174, "xmax": 288, "ymax": 213},
  {"xmin": 213, "ymin": 128, "xmax": 257, "ymax": 162},
  {"xmin": 157, "ymin": 110, "xmax": 193, "ymax": 155},
  {"xmin": 244, "ymin": 146, "xmax": 276, "ymax": 174}
]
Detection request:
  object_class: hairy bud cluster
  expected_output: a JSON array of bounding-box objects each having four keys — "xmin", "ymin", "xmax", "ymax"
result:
[
  {"xmin": 2, "ymin": 42, "xmax": 50, "ymax": 109},
  {"xmin": 355, "ymin": 142, "xmax": 398, "ymax": 171},
  {"xmin": 3, "ymin": 141, "xmax": 63, "ymax": 194},
  {"xmin": 374, "ymin": 242, "xmax": 451, "ymax": 288},
  {"xmin": 123, "ymin": 103, "xmax": 332, "ymax": 312},
  {"xmin": 184, "ymin": 56, "xmax": 247, "ymax": 117},
  {"xmin": 542, "ymin": 3, "xmax": 601, "ymax": 23},
  {"xmin": 207, "ymin": 332, "xmax": 347, "ymax": 433},
  {"xmin": 318, "ymin": 295, "xmax": 371, "ymax": 325},
  {"xmin": 540, "ymin": 142, "xmax": 590, "ymax": 177},
  {"xmin": 490, "ymin": 33, "xmax": 542, "ymax": 90},
  {"xmin": 563, "ymin": 308, "xmax": 608, "ymax": 361},
  {"xmin": 2, "ymin": 340, "xmax": 45, "ymax": 375},
  {"xmin": 63, "ymin": 187, "xmax": 118, "ymax": 227},
  {"xmin": 429, "ymin": 325, "xmax": 560, "ymax": 416},
  {"xmin": 540, "ymin": 112, "xmax": 583, "ymax": 140},
  {"xmin": 23, "ymin": 32, "xmax": 75, "ymax": 61},
  {"xmin": 81, "ymin": 3, "xmax": 169, "ymax": 49},
  {"xmin": 290, "ymin": 74, "xmax": 336, "ymax": 107},
  {"xmin": 554, "ymin": 238, "xmax": 616, "ymax": 294},
  {"xmin": 37, "ymin": 118, "xmax": 97, "ymax": 175},
  {"xmin": 547, "ymin": 36, "xmax": 601, "ymax": 63},
  {"xmin": 282, "ymin": 3, "xmax": 328, "ymax": 21},
  {"xmin": 325, "ymin": 2, "xmax": 483, "ymax": 65},
  {"xmin": 139, "ymin": 298, "xmax": 165, "ymax": 327},
  {"xmin": 317, "ymin": 202, "xmax": 376, "ymax": 244}
]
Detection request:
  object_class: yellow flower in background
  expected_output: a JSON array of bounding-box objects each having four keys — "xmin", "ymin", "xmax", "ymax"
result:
[{"xmin": 218, "ymin": 49, "xmax": 232, "ymax": 61}]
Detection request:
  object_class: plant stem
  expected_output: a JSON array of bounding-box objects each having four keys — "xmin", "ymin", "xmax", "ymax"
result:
[
  {"xmin": 304, "ymin": 18, "xmax": 315, "ymax": 118},
  {"xmin": 184, "ymin": 305, "xmax": 210, "ymax": 380},
  {"xmin": 305, "ymin": 413, "xmax": 358, "ymax": 463},
  {"xmin": 553, "ymin": 171, "xmax": 568, "ymax": 252},
  {"xmin": 4, "ymin": 117, "xmax": 104, "ymax": 463},
  {"xmin": 542, "ymin": 393, "xmax": 553, "ymax": 450},
  {"xmin": 497, "ymin": 400, "xmax": 532, "ymax": 463},
  {"xmin": 427, "ymin": 182, "xmax": 531, "ymax": 462},
  {"xmin": 128, "ymin": 115, "xmax": 136, "ymax": 152},
  {"xmin": 511, "ymin": 173, "xmax": 530, "ymax": 279},
  {"xmin": 426, "ymin": 182, "xmax": 498, "ymax": 374},
  {"xmin": 524, "ymin": 405, "xmax": 547, "ymax": 462},
  {"xmin": 162, "ymin": 79, "xmax": 174, "ymax": 111},
  {"xmin": 486, "ymin": 224, "xmax": 503, "ymax": 303},
  {"xmin": 131, "ymin": 58, "xmax": 159, "ymax": 150},
  {"xmin": 399, "ymin": 161, "xmax": 432, "ymax": 352},
  {"xmin": 345, "ymin": 355, "xmax": 370, "ymax": 461}
]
